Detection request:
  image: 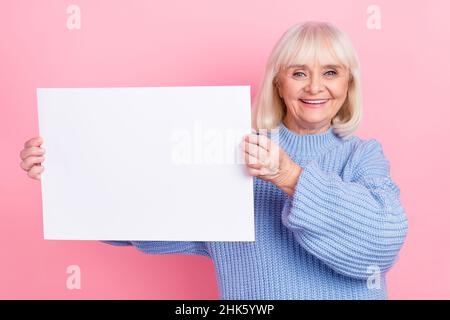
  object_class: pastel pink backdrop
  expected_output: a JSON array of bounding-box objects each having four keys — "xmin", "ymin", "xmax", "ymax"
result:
[{"xmin": 1, "ymin": 0, "xmax": 449, "ymax": 299}]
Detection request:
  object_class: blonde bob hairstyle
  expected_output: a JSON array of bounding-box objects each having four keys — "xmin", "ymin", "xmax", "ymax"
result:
[{"xmin": 252, "ymin": 21, "xmax": 362, "ymax": 140}]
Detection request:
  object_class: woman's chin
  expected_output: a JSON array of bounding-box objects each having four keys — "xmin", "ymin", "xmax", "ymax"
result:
[{"xmin": 298, "ymin": 114, "xmax": 330, "ymax": 125}]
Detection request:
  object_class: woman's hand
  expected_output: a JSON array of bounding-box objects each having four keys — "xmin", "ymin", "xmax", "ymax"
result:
[
  {"xmin": 241, "ymin": 132, "xmax": 302, "ymax": 196},
  {"xmin": 19, "ymin": 137, "xmax": 46, "ymax": 180}
]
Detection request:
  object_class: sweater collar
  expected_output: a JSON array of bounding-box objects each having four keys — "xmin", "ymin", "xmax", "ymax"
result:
[{"xmin": 270, "ymin": 121, "xmax": 342, "ymax": 157}]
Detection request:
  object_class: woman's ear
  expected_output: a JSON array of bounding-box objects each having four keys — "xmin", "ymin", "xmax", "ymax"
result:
[{"xmin": 274, "ymin": 78, "xmax": 283, "ymax": 99}]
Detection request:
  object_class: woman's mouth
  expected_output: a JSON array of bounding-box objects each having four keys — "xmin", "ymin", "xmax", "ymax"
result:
[{"xmin": 299, "ymin": 98, "xmax": 329, "ymax": 108}]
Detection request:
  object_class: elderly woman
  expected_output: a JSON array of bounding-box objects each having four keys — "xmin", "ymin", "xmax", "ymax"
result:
[{"xmin": 20, "ymin": 21, "xmax": 407, "ymax": 300}]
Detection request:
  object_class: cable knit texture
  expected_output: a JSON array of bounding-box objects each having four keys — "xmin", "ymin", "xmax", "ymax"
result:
[{"xmin": 102, "ymin": 122, "xmax": 408, "ymax": 300}]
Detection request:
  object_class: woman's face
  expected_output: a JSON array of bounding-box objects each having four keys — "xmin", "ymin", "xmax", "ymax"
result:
[{"xmin": 276, "ymin": 60, "xmax": 351, "ymax": 134}]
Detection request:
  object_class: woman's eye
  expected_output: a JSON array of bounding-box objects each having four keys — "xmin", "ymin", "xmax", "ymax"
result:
[
  {"xmin": 293, "ymin": 72, "xmax": 306, "ymax": 77},
  {"xmin": 293, "ymin": 71, "xmax": 337, "ymax": 77}
]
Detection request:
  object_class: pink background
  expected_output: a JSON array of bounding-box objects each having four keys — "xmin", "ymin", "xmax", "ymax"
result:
[{"xmin": 1, "ymin": 0, "xmax": 449, "ymax": 299}]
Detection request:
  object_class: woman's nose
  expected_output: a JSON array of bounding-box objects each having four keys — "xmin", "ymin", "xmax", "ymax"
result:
[{"xmin": 305, "ymin": 75, "xmax": 324, "ymax": 94}]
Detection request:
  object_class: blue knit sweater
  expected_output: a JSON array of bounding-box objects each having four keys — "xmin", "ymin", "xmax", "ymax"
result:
[{"xmin": 102, "ymin": 122, "xmax": 408, "ymax": 300}]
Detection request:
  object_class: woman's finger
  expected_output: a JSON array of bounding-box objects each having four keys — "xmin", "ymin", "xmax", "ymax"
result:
[
  {"xmin": 20, "ymin": 146, "xmax": 45, "ymax": 160},
  {"xmin": 24, "ymin": 136, "xmax": 43, "ymax": 149},
  {"xmin": 21, "ymin": 155, "xmax": 45, "ymax": 171},
  {"xmin": 245, "ymin": 167, "xmax": 260, "ymax": 177},
  {"xmin": 27, "ymin": 164, "xmax": 45, "ymax": 179},
  {"xmin": 244, "ymin": 133, "xmax": 271, "ymax": 152},
  {"xmin": 242, "ymin": 140, "xmax": 268, "ymax": 160},
  {"xmin": 243, "ymin": 149, "xmax": 261, "ymax": 168}
]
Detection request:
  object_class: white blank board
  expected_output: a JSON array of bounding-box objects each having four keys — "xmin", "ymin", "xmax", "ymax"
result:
[{"xmin": 36, "ymin": 86, "xmax": 255, "ymax": 241}]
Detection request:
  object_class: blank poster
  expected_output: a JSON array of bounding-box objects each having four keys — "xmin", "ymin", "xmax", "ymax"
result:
[{"xmin": 36, "ymin": 86, "xmax": 254, "ymax": 241}]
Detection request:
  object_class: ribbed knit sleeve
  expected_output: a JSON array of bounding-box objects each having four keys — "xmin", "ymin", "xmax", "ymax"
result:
[
  {"xmin": 281, "ymin": 139, "xmax": 408, "ymax": 280},
  {"xmin": 101, "ymin": 240, "xmax": 210, "ymax": 257},
  {"xmin": 101, "ymin": 241, "xmax": 132, "ymax": 246}
]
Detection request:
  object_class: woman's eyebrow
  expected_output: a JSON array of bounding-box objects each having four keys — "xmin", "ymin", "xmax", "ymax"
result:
[
  {"xmin": 322, "ymin": 64, "xmax": 343, "ymax": 70},
  {"xmin": 288, "ymin": 64, "xmax": 343, "ymax": 70}
]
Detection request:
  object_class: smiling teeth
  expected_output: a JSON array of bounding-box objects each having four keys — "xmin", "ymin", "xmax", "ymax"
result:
[{"xmin": 300, "ymin": 99, "xmax": 328, "ymax": 104}]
